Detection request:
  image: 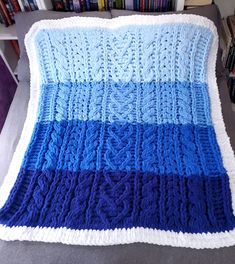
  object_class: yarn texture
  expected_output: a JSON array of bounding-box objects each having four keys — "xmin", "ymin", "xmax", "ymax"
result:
[{"xmin": 0, "ymin": 15, "xmax": 235, "ymax": 249}]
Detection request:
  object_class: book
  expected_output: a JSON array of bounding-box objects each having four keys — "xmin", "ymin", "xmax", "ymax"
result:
[
  {"xmin": 98, "ymin": 0, "xmax": 104, "ymax": 10},
  {"xmin": 115, "ymin": 0, "xmax": 122, "ymax": 9},
  {"xmin": 5, "ymin": 0, "xmax": 15, "ymax": 21},
  {"xmin": 68, "ymin": 0, "xmax": 73, "ymax": 10},
  {"xmin": 125, "ymin": 0, "xmax": 133, "ymax": 10},
  {"xmin": 228, "ymin": 77, "xmax": 235, "ymax": 103},
  {"xmin": 52, "ymin": 0, "xmax": 65, "ymax": 10},
  {"xmin": 221, "ymin": 18, "xmax": 232, "ymax": 67},
  {"xmin": 0, "ymin": 7, "xmax": 8, "ymax": 25},
  {"xmin": 73, "ymin": 0, "xmax": 80, "ymax": 11},
  {"xmin": 20, "ymin": 0, "xmax": 30, "ymax": 10},
  {"xmin": 37, "ymin": 0, "xmax": 52, "ymax": 9},
  {"xmin": 10, "ymin": 0, "xmax": 21, "ymax": 12},
  {"xmin": 26, "ymin": 0, "xmax": 35, "ymax": 10},
  {"xmin": 17, "ymin": 0, "xmax": 24, "ymax": 10},
  {"xmin": 0, "ymin": 9, "xmax": 5, "ymax": 23},
  {"xmin": 89, "ymin": 0, "xmax": 98, "ymax": 10},
  {"xmin": 227, "ymin": 15, "xmax": 235, "ymax": 41},
  {"xmin": 0, "ymin": 0, "xmax": 13, "ymax": 26}
]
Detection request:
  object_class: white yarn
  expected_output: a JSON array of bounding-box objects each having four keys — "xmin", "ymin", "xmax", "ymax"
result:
[{"xmin": 0, "ymin": 15, "xmax": 235, "ymax": 249}]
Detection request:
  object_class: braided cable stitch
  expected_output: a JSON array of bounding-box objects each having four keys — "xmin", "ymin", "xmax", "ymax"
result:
[{"xmin": 0, "ymin": 15, "xmax": 235, "ymax": 249}]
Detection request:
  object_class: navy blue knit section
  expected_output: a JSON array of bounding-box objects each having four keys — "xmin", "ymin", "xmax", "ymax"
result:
[
  {"xmin": 0, "ymin": 169, "xmax": 235, "ymax": 233},
  {"xmin": 21, "ymin": 120, "xmax": 226, "ymax": 177}
]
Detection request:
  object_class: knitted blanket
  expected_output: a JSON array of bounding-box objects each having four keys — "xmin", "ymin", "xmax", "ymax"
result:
[{"xmin": 0, "ymin": 15, "xmax": 235, "ymax": 249}]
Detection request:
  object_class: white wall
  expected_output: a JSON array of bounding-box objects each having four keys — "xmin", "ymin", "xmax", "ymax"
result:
[{"xmin": 214, "ymin": 0, "xmax": 235, "ymax": 18}]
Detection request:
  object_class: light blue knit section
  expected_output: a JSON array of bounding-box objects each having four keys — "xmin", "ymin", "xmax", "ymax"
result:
[
  {"xmin": 34, "ymin": 24, "xmax": 213, "ymax": 85},
  {"xmin": 37, "ymin": 80, "xmax": 212, "ymax": 126}
]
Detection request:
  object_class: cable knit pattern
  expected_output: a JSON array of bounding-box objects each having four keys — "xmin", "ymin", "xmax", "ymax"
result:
[{"xmin": 0, "ymin": 15, "xmax": 235, "ymax": 249}]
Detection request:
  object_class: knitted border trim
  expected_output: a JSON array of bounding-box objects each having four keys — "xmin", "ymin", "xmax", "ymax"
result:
[{"xmin": 0, "ymin": 14, "xmax": 235, "ymax": 249}]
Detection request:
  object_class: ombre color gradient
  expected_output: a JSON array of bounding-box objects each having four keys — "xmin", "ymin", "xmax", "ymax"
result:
[{"xmin": 0, "ymin": 15, "xmax": 235, "ymax": 248}]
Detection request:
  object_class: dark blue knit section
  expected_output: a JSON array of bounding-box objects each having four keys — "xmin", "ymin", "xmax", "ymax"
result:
[
  {"xmin": 0, "ymin": 169, "xmax": 235, "ymax": 233},
  {"xmin": 22, "ymin": 120, "xmax": 226, "ymax": 177}
]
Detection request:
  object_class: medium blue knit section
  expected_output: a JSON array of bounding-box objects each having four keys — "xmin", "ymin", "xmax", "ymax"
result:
[
  {"xmin": 22, "ymin": 120, "xmax": 225, "ymax": 176},
  {"xmin": 37, "ymin": 81, "xmax": 212, "ymax": 126}
]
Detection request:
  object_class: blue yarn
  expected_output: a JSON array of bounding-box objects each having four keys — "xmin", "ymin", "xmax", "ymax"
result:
[
  {"xmin": 37, "ymin": 81, "xmax": 212, "ymax": 126},
  {"xmin": 0, "ymin": 20, "xmax": 234, "ymax": 238},
  {"xmin": 22, "ymin": 120, "xmax": 225, "ymax": 176},
  {"xmin": 1, "ymin": 169, "xmax": 235, "ymax": 233}
]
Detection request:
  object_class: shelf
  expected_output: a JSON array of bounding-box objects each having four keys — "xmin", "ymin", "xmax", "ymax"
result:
[
  {"xmin": 0, "ymin": 24, "xmax": 17, "ymax": 40},
  {"xmin": 0, "ymin": 41, "xmax": 18, "ymax": 84},
  {"xmin": 232, "ymin": 103, "xmax": 235, "ymax": 113},
  {"xmin": 229, "ymin": 73, "xmax": 235, "ymax": 78},
  {"xmin": 14, "ymin": 61, "xmax": 18, "ymax": 75}
]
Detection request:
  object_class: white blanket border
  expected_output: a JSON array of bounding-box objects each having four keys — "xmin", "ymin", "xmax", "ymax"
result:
[{"xmin": 0, "ymin": 15, "xmax": 235, "ymax": 249}]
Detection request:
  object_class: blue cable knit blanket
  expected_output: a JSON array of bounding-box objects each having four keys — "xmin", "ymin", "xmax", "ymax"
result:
[{"xmin": 0, "ymin": 15, "xmax": 235, "ymax": 249}]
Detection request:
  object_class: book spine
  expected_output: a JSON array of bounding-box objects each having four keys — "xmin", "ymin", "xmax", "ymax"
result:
[
  {"xmin": 0, "ymin": 0, "xmax": 13, "ymax": 25},
  {"xmin": 32, "ymin": 0, "xmax": 39, "ymax": 9},
  {"xmin": 97, "ymin": 0, "xmax": 103, "ymax": 10},
  {"xmin": 62, "ymin": 0, "xmax": 68, "ymax": 10},
  {"xmin": 10, "ymin": 0, "xmax": 21, "ymax": 12},
  {"xmin": 4, "ymin": 0, "xmax": 15, "ymax": 21},
  {"xmin": 115, "ymin": 0, "xmax": 122, "ymax": 9},
  {"xmin": 153, "ymin": 0, "xmax": 156, "ymax": 11},
  {"xmin": 27, "ymin": 0, "xmax": 38, "ymax": 10},
  {"xmin": 21, "ymin": 0, "xmax": 31, "ymax": 11},
  {"xmin": 68, "ymin": 0, "xmax": 73, "ymax": 10},
  {"xmin": 108, "ymin": 0, "xmax": 112, "ymax": 10},
  {"xmin": 73, "ymin": 0, "xmax": 80, "ymax": 11},
  {"xmin": 140, "ymin": 0, "xmax": 143, "ymax": 11},
  {"xmin": 151, "ymin": 0, "xmax": 154, "ymax": 11},
  {"xmin": 52, "ymin": 0, "xmax": 65, "ymax": 11},
  {"xmin": 0, "ymin": 9, "xmax": 5, "ymax": 23},
  {"xmin": 0, "ymin": 5, "xmax": 9, "ymax": 26},
  {"xmin": 89, "ymin": 0, "xmax": 97, "ymax": 10},
  {"xmin": 163, "ymin": 0, "xmax": 166, "ymax": 11},
  {"xmin": 230, "ymin": 50, "xmax": 235, "ymax": 72},
  {"xmin": 86, "ymin": 0, "xmax": 90, "ymax": 10},
  {"xmin": 133, "ymin": 0, "xmax": 136, "ymax": 10},
  {"xmin": 145, "ymin": 0, "xmax": 148, "ymax": 11},
  {"xmin": 227, "ymin": 16, "xmax": 235, "ymax": 41},
  {"xmin": 229, "ymin": 77, "xmax": 235, "ymax": 103},
  {"xmin": 226, "ymin": 45, "xmax": 235, "ymax": 70},
  {"xmin": 17, "ymin": 0, "xmax": 24, "ymax": 10},
  {"xmin": 81, "ymin": 0, "xmax": 86, "ymax": 11},
  {"xmin": 125, "ymin": 0, "xmax": 132, "ymax": 10}
]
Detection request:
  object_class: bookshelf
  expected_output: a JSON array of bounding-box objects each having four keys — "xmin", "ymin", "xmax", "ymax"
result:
[
  {"xmin": 0, "ymin": 23, "xmax": 18, "ymax": 84},
  {"xmin": 0, "ymin": 40, "xmax": 18, "ymax": 83},
  {"xmin": 175, "ymin": 0, "xmax": 185, "ymax": 11},
  {"xmin": 0, "ymin": 24, "xmax": 17, "ymax": 40},
  {"xmin": 0, "ymin": 0, "xmax": 185, "ymax": 84}
]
